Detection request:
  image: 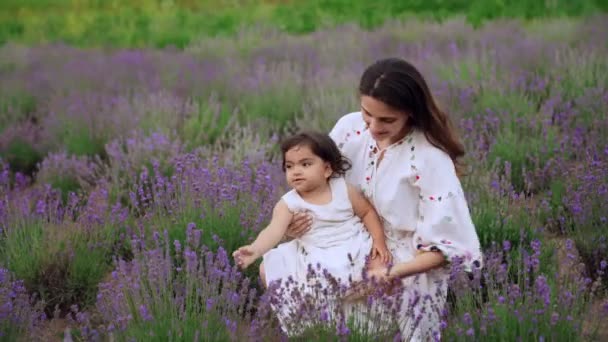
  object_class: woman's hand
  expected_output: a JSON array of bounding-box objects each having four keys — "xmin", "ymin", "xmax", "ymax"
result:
[
  {"xmin": 342, "ymin": 266, "xmax": 398, "ymax": 302},
  {"xmin": 284, "ymin": 211, "xmax": 313, "ymax": 239},
  {"xmin": 366, "ymin": 264, "xmax": 393, "ymax": 283},
  {"xmin": 371, "ymin": 241, "xmax": 392, "ymax": 264}
]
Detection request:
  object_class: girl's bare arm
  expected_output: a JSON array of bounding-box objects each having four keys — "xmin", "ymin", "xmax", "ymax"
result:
[
  {"xmin": 347, "ymin": 184, "xmax": 385, "ymax": 244},
  {"xmin": 247, "ymin": 200, "xmax": 293, "ymax": 256}
]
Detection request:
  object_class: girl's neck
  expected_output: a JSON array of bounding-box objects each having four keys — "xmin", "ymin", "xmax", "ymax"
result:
[{"xmin": 298, "ymin": 181, "xmax": 332, "ymax": 206}]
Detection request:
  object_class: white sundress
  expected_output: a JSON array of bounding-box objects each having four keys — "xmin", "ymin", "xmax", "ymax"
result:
[
  {"xmin": 329, "ymin": 111, "xmax": 483, "ymax": 341},
  {"xmin": 262, "ymin": 176, "xmax": 373, "ymax": 334}
]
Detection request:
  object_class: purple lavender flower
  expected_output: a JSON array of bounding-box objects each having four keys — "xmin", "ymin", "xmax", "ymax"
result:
[
  {"xmin": 138, "ymin": 305, "xmax": 153, "ymax": 322},
  {"xmin": 0, "ymin": 268, "xmax": 46, "ymax": 339}
]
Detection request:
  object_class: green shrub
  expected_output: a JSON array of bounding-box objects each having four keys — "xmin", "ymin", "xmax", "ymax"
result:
[
  {"xmin": 0, "ymin": 0, "xmax": 603, "ymax": 48},
  {"xmin": 0, "ymin": 212, "xmax": 119, "ymax": 315},
  {"xmin": 487, "ymin": 124, "xmax": 558, "ymax": 194},
  {"xmin": 0, "ymin": 137, "xmax": 43, "ymax": 174}
]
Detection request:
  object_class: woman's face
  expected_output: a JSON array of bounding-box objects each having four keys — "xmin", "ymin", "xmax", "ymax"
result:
[{"xmin": 360, "ymin": 95, "xmax": 409, "ymax": 147}]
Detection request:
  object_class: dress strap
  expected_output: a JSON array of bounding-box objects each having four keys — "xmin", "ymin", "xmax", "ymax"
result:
[{"xmin": 281, "ymin": 189, "xmax": 303, "ymax": 212}]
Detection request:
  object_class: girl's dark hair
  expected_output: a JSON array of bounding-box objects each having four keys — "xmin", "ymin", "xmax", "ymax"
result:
[
  {"xmin": 280, "ymin": 131, "xmax": 351, "ymax": 178},
  {"xmin": 359, "ymin": 58, "xmax": 466, "ymax": 176}
]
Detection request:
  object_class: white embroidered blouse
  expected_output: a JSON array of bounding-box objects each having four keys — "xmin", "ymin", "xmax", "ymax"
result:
[{"xmin": 329, "ymin": 111, "xmax": 482, "ymax": 270}]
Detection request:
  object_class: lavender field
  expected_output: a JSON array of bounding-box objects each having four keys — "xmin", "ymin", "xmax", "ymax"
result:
[{"xmin": 1, "ymin": 15, "xmax": 608, "ymax": 341}]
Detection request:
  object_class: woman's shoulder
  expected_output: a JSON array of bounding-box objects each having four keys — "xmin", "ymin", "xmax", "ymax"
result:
[
  {"xmin": 331, "ymin": 111, "xmax": 365, "ymax": 133},
  {"xmin": 329, "ymin": 111, "xmax": 367, "ymax": 148},
  {"xmin": 339, "ymin": 111, "xmax": 364, "ymax": 123},
  {"xmin": 411, "ymin": 130, "xmax": 455, "ymax": 171}
]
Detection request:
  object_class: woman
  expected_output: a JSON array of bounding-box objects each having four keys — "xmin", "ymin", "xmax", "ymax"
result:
[{"xmin": 265, "ymin": 58, "xmax": 482, "ymax": 340}]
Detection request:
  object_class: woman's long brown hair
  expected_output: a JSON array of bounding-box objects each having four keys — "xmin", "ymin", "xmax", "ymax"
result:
[{"xmin": 359, "ymin": 58, "xmax": 466, "ymax": 176}]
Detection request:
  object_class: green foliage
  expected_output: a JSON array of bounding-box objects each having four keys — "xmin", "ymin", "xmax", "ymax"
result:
[
  {"xmin": 147, "ymin": 201, "xmax": 260, "ymax": 282},
  {"xmin": 488, "ymin": 124, "xmax": 558, "ymax": 194},
  {"xmin": 236, "ymin": 81, "xmax": 304, "ymax": 131},
  {"xmin": 0, "ymin": 0, "xmax": 604, "ymax": 48},
  {"xmin": 574, "ymin": 229, "xmax": 608, "ymax": 289},
  {"xmin": 445, "ymin": 241, "xmax": 592, "ymax": 342},
  {"xmin": 469, "ymin": 187, "xmax": 537, "ymax": 250},
  {"xmin": 291, "ymin": 322, "xmax": 397, "ymax": 341},
  {"xmin": 0, "ymin": 221, "xmax": 46, "ymax": 288},
  {"xmin": 436, "ymin": 60, "xmax": 493, "ymax": 89},
  {"xmin": 48, "ymin": 174, "xmax": 81, "ymax": 204},
  {"xmin": 58, "ymin": 124, "xmax": 106, "ymax": 158},
  {"xmin": 0, "ymin": 137, "xmax": 43, "ymax": 174},
  {"xmin": 475, "ymin": 92, "xmax": 535, "ymax": 120},
  {"xmin": 0, "ymin": 219, "xmax": 115, "ymax": 314},
  {"xmin": 0, "ymin": 93, "xmax": 37, "ymax": 132},
  {"xmin": 95, "ymin": 229, "xmax": 256, "ymax": 342},
  {"xmin": 113, "ymin": 314, "xmax": 234, "ymax": 342},
  {"xmin": 552, "ymin": 51, "xmax": 608, "ymax": 100},
  {"xmin": 180, "ymin": 97, "xmax": 235, "ymax": 149}
]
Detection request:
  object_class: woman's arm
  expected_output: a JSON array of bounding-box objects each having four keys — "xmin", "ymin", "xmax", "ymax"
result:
[
  {"xmin": 365, "ymin": 251, "xmax": 445, "ymax": 283},
  {"xmin": 388, "ymin": 251, "xmax": 445, "ymax": 279},
  {"xmin": 346, "ymin": 251, "xmax": 445, "ymax": 300},
  {"xmin": 283, "ymin": 211, "xmax": 313, "ymax": 239}
]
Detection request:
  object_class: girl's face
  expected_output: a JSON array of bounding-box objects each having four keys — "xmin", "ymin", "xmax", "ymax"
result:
[
  {"xmin": 361, "ymin": 95, "xmax": 410, "ymax": 147},
  {"xmin": 284, "ymin": 144, "xmax": 332, "ymax": 193}
]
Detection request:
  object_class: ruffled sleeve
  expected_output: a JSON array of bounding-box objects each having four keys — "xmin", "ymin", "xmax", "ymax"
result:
[
  {"xmin": 410, "ymin": 149, "xmax": 483, "ymax": 271},
  {"xmin": 329, "ymin": 112, "xmax": 365, "ymax": 149}
]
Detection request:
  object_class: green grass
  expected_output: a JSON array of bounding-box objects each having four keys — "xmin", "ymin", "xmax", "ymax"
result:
[
  {"xmin": 146, "ymin": 199, "xmax": 262, "ymax": 281},
  {"xmin": 0, "ymin": 0, "xmax": 605, "ymax": 48},
  {"xmin": 444, "ymin": 240, "xmax": 589, "ymax": 342},
  {"xmin": 0, "ymin": 218, "xmax": 118, "ymax": 315},
  {"xmin": 0, "ymin": 137, "xmax": 43, "ymax": 175},
  {"xmin": 48, "ymin": 175, "xmax": 82, "ymax": 204},
  {"xmin": 58, "ymin": 123, "xmax": 107, "ymax": 158},
  {"xmin": 0, "ymin": 93, "xmax": 37, "ymax": 132},
  {"xmin": 180, "ymin": 97, "xmax": 236, "ymax": 150},
  {"xmin": 488, "ymin": 125, "xmax": 558, "ymax": 194},
  {"xmin": 0, "ymin": 221, "xmax": 46, "ymax": 288},
  {"xmin": 470, "ymin": 187, "xmax": 538, "ymax": 250}
]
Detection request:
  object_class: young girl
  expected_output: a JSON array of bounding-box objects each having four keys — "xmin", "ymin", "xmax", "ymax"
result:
[{"xmin": 233, "ymin": 131, "xmax": 391, "ymax": 289}]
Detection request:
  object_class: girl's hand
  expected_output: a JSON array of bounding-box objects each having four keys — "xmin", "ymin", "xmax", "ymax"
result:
[
  {"xmin": 232, "ymin": 245, "xmax": 259, "ymax": 269},
  {"xmin": 371, "ymin": 241, "xmax": 392, "ymax": 264},
  {"xmin": 285, "ymin": 211, "xmax": 313, "ymax": 239}
]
